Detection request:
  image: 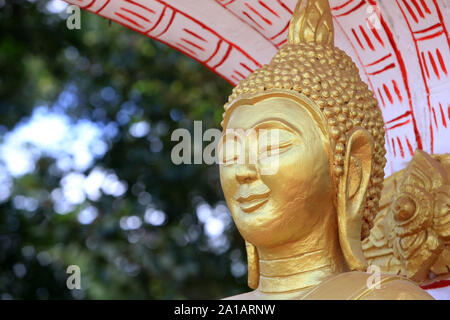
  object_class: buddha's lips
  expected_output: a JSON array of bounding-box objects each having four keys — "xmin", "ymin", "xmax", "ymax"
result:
[
  {"xmin": 235, "ymin": 191, "xmax": 270, "ymax": 203},
  {"xmin": 235, "ymin": 189, "xmax": 270, "ymax": 213},
  {"xmin": 238, "ymin": 197, "xmax": 269, "ymax": 213}
]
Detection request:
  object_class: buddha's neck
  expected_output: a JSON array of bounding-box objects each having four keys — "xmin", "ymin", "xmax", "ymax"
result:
[{"xmin": 255, "ymin": 214, "xmax": 347, "ymax": 299}]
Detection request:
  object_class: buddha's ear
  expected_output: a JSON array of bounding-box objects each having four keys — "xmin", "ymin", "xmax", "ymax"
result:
[
  {"xmin": 245, "ymin": 241, "xmax": 259, "ymax": 289},
  {"xmin": 337, "ymin": 128, "xmax": 373, "ymax": 271}
]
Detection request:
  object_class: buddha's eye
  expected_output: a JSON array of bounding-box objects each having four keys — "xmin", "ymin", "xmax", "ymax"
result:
[
  {"xmin": 258, "ymin": 129, "xmax": 294, "ymax": 160},
  {"xmin": 219, "ymin": 135, "xmax": 242, "ymax": 166}
]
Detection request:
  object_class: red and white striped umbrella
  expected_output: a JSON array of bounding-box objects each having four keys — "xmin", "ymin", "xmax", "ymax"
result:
[{"xmin": 63, "ymin": 0, "xmax": 450, "ymax": 175}]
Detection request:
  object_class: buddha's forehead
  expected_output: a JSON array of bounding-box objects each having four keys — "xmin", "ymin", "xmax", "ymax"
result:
[{"xmin": 225, "ymin": 96, "xmax": 324, "ymax": 135}]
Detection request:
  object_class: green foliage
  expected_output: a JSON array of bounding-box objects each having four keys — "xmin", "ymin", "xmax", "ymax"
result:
[{"xmin": 0, "ymin": 0, "xmax": 248, "ymax": 299}]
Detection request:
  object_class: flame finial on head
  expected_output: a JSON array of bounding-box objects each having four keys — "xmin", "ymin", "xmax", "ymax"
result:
[{"xmin": 288, "ymin": 0, "xmax": 334, "ymax": 45}]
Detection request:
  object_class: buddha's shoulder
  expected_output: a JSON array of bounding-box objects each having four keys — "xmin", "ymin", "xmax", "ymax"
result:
[
  {"xmin": 222, "ymin": 272, "xmax": 434, "ymax": 300},
  {"xmin": 303, "ymin": 271, "xmax": 434, "ymax": 300},
  {"xmin": 222, "ymin": 291, "xmax": 258, "ymax": 300}
]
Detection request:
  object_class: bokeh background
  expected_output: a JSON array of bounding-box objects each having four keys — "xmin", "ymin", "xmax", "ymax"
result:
[{"xmin": 0, "ymin": 0, "xmax": 249, "ymax": 299}]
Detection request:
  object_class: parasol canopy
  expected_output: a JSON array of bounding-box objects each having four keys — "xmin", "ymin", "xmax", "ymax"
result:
[{"xmin": 62, "ymin": 0, "xmax": 450, "ymax": 175}]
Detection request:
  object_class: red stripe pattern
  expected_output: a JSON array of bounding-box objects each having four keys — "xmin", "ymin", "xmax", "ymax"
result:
[{"xmin": 63, "ymin": 0, "xmax": 450, "ymax": 177}]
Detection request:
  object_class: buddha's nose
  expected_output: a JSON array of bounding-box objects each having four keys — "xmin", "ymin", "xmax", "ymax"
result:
[{"xmin": 236, "ymin": 163, "xmax": 258, "ymax": 184}]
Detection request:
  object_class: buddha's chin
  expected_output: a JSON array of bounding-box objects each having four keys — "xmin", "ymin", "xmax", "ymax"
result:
[{"xmin": 231, "ymin": 201, "xmax": 290, "ymax": 243}]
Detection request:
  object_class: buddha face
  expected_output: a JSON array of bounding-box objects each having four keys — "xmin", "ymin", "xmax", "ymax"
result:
[{"xmin": 219, "ymin": 93, "xmax": 336, "ymax": 248}]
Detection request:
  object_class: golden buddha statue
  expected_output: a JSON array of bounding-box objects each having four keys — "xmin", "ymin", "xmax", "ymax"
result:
[{"xmin": 217, "ymin": 0, "xmax": 449, "ymax": 300}]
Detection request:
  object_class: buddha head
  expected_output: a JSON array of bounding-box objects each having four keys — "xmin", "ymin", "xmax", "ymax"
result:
[{"xmin": 218, "ymin": 0, "xmax": 386, "ymax": 289}]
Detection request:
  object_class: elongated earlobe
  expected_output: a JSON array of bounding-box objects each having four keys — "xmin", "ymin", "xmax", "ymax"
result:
[
  {"xmin": 246, "ymin": 241, "xmax": 259, "ymax": 289},
  {"xmin": 337, "ymin": 128, "xmax": 373, "ymax": 271}
]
